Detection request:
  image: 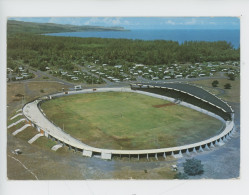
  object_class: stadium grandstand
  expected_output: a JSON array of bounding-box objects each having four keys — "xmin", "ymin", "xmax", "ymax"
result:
[{"xmin": 131, "ymin": 83, "xmax": 233, "ymax": 121}]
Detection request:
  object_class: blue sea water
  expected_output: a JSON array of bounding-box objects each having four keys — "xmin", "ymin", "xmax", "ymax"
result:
[{"xmin": 45, "ymin": 29, "xmax": 240, "ymax": 48}]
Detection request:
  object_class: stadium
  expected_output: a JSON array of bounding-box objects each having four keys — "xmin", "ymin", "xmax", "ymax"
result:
[{"xmin": 21, "ymin": 83, "xmax": 235, "ymax": 160}]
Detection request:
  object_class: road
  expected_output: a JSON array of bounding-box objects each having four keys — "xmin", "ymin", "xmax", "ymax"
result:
[{"xmin": 8, "ymin": 65, "xmax": 230, "ymax": 91}]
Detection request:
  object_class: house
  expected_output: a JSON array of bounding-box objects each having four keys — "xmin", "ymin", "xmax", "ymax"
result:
[
  {"xmin": 7, "ymin": 68, "xmax": 13, "ymax": 72},
  {"xmin": 61, "ymin": 71, "xmax": 67, "ymax": 76},
  {"xmin": 151, "ymin": 77, "xmax": 159, "ymax": 80},
  {"xmin": 21, "ymin": 73, "xmax": 29, "ymax": 78},
  {"xmin": 135, "ymin": 64, "xmax": 144, "ymax": 68},
  {"xmin": 74, "ymin": 85, "xmax": 82, "ymax": 90},
  {"xmin": 163, "ymin": 76, "xmax": 171, "ymax": 79},
  {"xmin": 15, "ymin": 76, "xmax": 23, "ymax": 80},
  {"xmin": 71, "ymin": 77, "xmax": 79, "ymax": 80},
  {"xmin": 112, "ymin": 78, "xmax": 120, "ymax": 82},
  {"xmin": 175, "ymin": 75, "xmax": 183, "ymax": 79},
  {"xmin": 114, "ymin": 65, "xmax": 122, "ymax": 68}
]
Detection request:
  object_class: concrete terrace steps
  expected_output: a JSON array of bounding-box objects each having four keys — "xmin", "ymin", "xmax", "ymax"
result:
[
  {"xmin": 28, "ymin": 133, "xmax": 44, "ymax": 144},
  {"xmin": 8, "ymin": 118, "xmax": 26, "ymax": 129},
  {"xmin": 10, "ymin": 113, "xmax": 23, "ymax": 120},
  {"xmin": 16, "ymin": 109, "xmax": 22, "ymax": 113},
  {"xmin": 22, "ymin": 87, "xmax": 235, "ymax": 160},
  {"xmin": 51, "ymin": 144, "xmax": 63, "ymax": 151},
  {"xmin": 12, "ymin": 124, "xmax": 31, "ymax": 136}
]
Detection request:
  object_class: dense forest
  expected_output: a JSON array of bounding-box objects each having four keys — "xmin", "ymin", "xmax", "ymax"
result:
[{"xmin": 7, "ymin": 21, "xmax": 240, "ymax": 71}]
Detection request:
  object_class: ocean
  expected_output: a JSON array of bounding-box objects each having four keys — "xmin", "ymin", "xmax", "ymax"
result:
[{"xmin": 45, "ymin": 29, "xmax": 240, "ymax": 48}]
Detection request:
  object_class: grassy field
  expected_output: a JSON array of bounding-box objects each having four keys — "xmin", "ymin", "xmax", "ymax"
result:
[
  {"xmin": 41, "ymin": 92, "xmax": 222, "ymax": 150},
  {"xmin": 190, "ymin": 78, "xmax": 240, "ymax": 103},
  {"xmin": 7, "ymin": 81, "xmax": 69, "ymax": 117}
]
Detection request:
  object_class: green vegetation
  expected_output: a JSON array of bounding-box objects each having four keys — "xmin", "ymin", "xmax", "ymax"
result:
[
  {"xmin": 7, "ymin": 21, "xmax": 239, "ymax": 73},
  {"xmin": 212, "ymin": 80, "xmax": 219, "ymax": 87},
  {"xmin": 174, "ymin": 172, "xmax": 189, "ymax": 179},
  {"xmin": 224, "ymin": 83, "xmax": 232, "ymax": 89},
  {"xmin": 41, "ymin": 92, "xmax": 222, "ymax": 150},
  {"xmin": 8, "ymin": 122, "xmax": 25, "ymax": 134},
  {"xmin": 183, "ymin": 158, "xmax": 204, "ymax": 176},
  {"xmin": 33, "ymin": 136, "xmax": 56, "ymax": 149},
  {"xmin": 15, "ymin": 127, "xmax": 39, "ymax": 140},
  {"xmin": 190, "ymin": 78, "xmax": 240, "ymax": 103},
  {"xmin": 228, "ymin": 73, "xmax": 235, "ymax": 80}
]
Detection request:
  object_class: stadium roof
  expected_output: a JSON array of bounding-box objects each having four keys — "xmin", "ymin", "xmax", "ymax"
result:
[{"xmin": 135, "ymin": 83, "xmax": 233, "ymax": 113}]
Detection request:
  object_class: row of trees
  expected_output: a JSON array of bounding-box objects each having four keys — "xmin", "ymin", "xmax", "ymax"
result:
[{"xmin": 7, "ymin": 33, "xmax": 240, "ymax": 71}]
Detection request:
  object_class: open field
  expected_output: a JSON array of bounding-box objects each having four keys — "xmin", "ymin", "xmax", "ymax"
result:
[
  {"xmin": 190, "ymin": 78, "xmax": 240, "ymax": 103},
  {"xmin": 41, "ymin": 92, "xmax": 222, "ymax": 150},
  {"xmin": 7, "ymin": 81, "xmax": 69, "ymax": 117}
]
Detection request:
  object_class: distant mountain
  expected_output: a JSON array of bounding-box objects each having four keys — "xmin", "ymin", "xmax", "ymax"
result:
[{"xmin": 7, "ymin": 20, "xmax": 128, "ymax": 35}]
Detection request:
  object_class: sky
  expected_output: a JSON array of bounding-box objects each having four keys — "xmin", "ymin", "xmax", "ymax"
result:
[{"xmin": 9, "ymin": 17, "xmax": 240, "ymax": 30}]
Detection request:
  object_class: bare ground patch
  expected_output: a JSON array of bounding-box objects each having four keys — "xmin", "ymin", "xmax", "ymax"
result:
[{"xmin": 152, "ymin": 102, "xmax": 176, "ymax": 108}]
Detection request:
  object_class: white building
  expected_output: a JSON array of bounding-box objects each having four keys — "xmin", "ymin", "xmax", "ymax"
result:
[
  {"xmin": 74, "ymin": 85, "xmax": 82, "ymax": 90},
  {"xmin": 175, "ymin": 75, "xmax": 183, "ymax": 79},
  {"xmin": 163, "ymin": 76, "xmax": 171, "ymax": 79}
]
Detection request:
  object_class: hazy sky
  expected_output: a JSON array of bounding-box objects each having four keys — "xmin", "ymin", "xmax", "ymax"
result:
[{"xmin": 9, "ymin": 17, "xmax": 240, "ymax": 30}]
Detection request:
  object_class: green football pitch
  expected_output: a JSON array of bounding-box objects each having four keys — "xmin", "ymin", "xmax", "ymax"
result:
[{"xmin": 41, "ymin": 92, "xmax": 223, "ymax": 150}]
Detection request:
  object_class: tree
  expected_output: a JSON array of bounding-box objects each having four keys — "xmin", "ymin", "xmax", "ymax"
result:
[
  {"xmin": 183, "ymin": 158, "xmax": 204, "ymax": 176},
  {"xmin": 228, "ymin": 73, "xmax": 235, "ymax": 81},
  {"xmin": 174, "ymin": 172, "xmax": 189, "ymax": 179},
  {"xmin": 224, "ymin": 83, "xmax": 232, "ymax": 89},
  {"xmin": 212, "ymin": 80, "xmax": 219, "ymax": 87}
]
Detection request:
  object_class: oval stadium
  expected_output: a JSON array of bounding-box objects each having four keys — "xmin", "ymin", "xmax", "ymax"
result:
[{"xmin": 22, "ymin": 83, "xmax": 235, "ymax": 160}]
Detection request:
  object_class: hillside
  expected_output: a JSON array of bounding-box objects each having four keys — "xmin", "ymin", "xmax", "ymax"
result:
[{"xmin": 7, "ymin": 20, "xmax": 127, "ymax": 35}]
